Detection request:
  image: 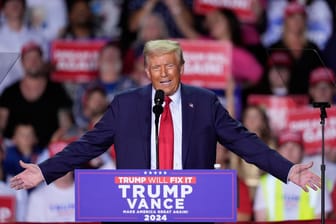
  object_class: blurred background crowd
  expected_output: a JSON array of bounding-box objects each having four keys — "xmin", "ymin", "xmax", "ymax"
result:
[{"xmin": 0, "ymin": 0, "xmax": 336, "ymax": 222}]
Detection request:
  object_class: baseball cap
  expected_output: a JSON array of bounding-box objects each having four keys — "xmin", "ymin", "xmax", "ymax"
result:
[
  {"xmin": 48, "ymin": 137, "xmax": 77, "ymax": 158},
  {"xmin": 284, "ymin": 2, "xmax": 306, "ymax": 18},
  {"xmin": 278, "ymin": 130, "xmax": 303, "ymax": 147},
  {"xmin": 309, "ymin": 67, "xmax": 335, "ymax": 86},
  {"xmin": 268, "ymin": 51, "xmax": 292, "ymax": 68},
  {"xmin": 21, "ymin": 41, "xmax": 42, "ymax": 58}
]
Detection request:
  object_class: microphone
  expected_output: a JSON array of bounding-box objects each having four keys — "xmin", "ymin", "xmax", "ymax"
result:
[
  {"xmin": 312, "ymin": 102, "xmax": 331, "ymax": 108},
  {"xmin": 153, "ymin": 89, "xmax": 164, "ymax": 169},
  {"xmin": 153, "ymin": 89, "xmax": 164, "ymax": 116}
]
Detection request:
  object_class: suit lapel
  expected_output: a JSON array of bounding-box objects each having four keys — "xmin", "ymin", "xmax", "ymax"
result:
[
  {"xmin": 181, "ymin": 84, "xmax": 195, "ymax": 167},
  {"xmin": 137, "ymin": 85, "xmax": 152, "ymax": 168}
]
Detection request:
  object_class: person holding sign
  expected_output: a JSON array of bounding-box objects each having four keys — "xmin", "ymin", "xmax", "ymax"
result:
[{"xmin": 10, "ymin": 40, "xmax": 320, "ymax": 197}]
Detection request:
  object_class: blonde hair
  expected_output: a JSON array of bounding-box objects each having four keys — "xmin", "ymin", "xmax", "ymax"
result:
[{"xmin": 143, "ymin": 39, "xmax": 185, "ymax": 66}]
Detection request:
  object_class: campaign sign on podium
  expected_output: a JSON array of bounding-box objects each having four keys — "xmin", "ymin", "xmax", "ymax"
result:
[{"xmin": 75, "ymin": 169, "xmax": 237, "ymax": 222}]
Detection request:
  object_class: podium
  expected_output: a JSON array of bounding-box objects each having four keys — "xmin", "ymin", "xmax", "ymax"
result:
[{"xmin": 75, "ymin": 169, "xmax": 237, "ymax": 222}]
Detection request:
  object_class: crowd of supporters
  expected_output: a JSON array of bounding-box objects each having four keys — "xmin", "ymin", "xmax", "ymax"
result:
[{"xmin": 0, "ymin": 0, "xmax": 336, "ymax": 222}]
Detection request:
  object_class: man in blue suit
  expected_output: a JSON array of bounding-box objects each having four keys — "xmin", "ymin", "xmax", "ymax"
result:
[{"xmin": 11, "ymin": 39, "xmax": 320, "ymax": 192}]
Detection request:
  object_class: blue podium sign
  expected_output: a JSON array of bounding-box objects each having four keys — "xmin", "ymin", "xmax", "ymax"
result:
[{"xmin": 75, "ymin": 169, "xmax": 237, "ymax": 222}]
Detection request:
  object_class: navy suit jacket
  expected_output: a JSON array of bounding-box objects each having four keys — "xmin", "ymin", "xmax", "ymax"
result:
[{"xmin": 40, "ymin": 84, "xmax": 293, "ymax": 184}]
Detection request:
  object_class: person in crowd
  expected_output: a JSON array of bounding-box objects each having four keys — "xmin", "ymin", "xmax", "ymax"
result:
[
  {"xmin": 1, "ymin": 123, "xmax": 32, "ymax": 221},
  {"xmin": 82, "ymin": 86, "xmax": 109, "ymax": 129},
  {"xmin": 308, "ymin": 66, "xmax": 336, "ymax": 105},
  {"xmin": 59, "ymin": 0, "xmax": 96, "ymax": 39},
  {"xmin": 25, "ymin": 144, "xmax": 75, "ymax": 222},
  {"xmin": 82, "ymin": 86, "xmax": 115, "ymax": 169},
  {"xmin": 268, "ymin": 1, "xmax": 322, "ymax": 95},
  {"xmin": 3, "ymin": 123, "xmax": 42, "ymax": 180},
  {"xmin": 25, "ymin": 171, "xmax": 75, "ymax": 222},
  {"xmin": 89, "ymin": 0, "xmax": 123, "ymax": 40},
  {"xmin": 231, "ymin": 105, "xmax": 276, "ymax": 197},
  {"xmin": 302, "ymin": 66, "xmax": 336, "ymax": 193},
  {"xmin": 127, "ymin": 0, "xmax": 194, "ymax": 38},
  {"xmin": 0, "ymin": 0, "xmax": 47, "ymax": 93},
  {"xmin": 176, "ymin": 7, "xmax": 263, "ymax": 108},
  {"xmin": 73, "ymin": 41, "xmax": 137, "ymax": 129},
  {"xmin": 254, "ymin": 130, "xmax": 332, "ymax": 221},
  {"xmin": 0, "ymin": 42, "xmax": 73, "ymax": 148},
  {"xmin": 124, "ymin": 12, "xmax": 169, "ymax": 75},
  {"xmin": 203, "ymin": 9, "xmax": 264, "ymax": 88},
  {"xmin": 129, "ymin": 54, "xmax": 150, "ymax": 87},
  {"xmin": 26, "ymin": 0, "xmax": 67, "ymax": 41},
  {"xmin": 253, "ymin": 50, "xmax": 293, "ymax": 96},
  {"xmin": 262, "ymin": 0, "xmax": 333, "ymax": 50},
  {"xmin": 10, "ymin": 40, "xmax": 320, "ymax": 201},
  {"xmin": 0, "ymin": 150, "xmax": 27, "ymax": 222}
]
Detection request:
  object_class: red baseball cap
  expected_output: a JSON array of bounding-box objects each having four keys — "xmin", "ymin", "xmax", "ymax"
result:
[
  {"xmin": 48, "ymin": 137, "xmax": 77, "ymax": 158},
  {"xmin": 309, "ymin": 67, "xmax": 335, "ymax": 86},
  {"xmin": 278, "ymin": 130, "xmax": 303, "ymax": 147},
  {"xmin": 21, "ymin": 41, "xmax": 42, "ymax": 57},
  {"xmin": 284, "ymin": 2, "xmax": 306, "ymax": 18},
  {"xmin": 268, "ymin": 51, "xmax": 292, "ymax": 68}
]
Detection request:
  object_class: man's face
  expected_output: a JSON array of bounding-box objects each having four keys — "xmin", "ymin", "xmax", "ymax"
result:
[
  {"xmin": 98, "ymin": 47, "xmax": 121, "ymax": 74},
  {"xmin": 84, "ymin": 91, "xmax": 108, "ymax": 119},
  {"xmin": 278, "ymin": 142, "xmax": 302, "ymax": 164},
  {"xmin": 3, "ymin": 0, "xmax": 24, "ymax": 20},
  {"xmin": 13, "ymin": 125, "xmax": 36, "ymax": 151},
  {"xmin": 22, "ymin": 50, "xmax": 44, "ymax": 77},
  {"xmin": 145, "ymin": 52, "xmax": 183, "ymax": 96},
  {"xmin": 309, "ymin": 82, "xmax": 334, "ymax": 103}
]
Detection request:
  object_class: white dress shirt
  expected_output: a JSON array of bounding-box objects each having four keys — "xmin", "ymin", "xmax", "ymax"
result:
[{"xmin": 150, "ymin": 86, "xmax": 182, "ymax": 169}]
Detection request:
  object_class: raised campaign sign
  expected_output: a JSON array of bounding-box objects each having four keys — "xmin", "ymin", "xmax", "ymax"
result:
[
  {"xmin": 247, "ymin": 94, "xmax": 309, "ymax": 135},
  {"xmin": 287, "ymin": 106, "xmax": 336, "ymax": 155},
  {"xmin": 194, "ymin": 0, "xmax": 256, "ymax": 23},
  {"xmin": 50, "ymin": 40, "xmax": 106, "ymax": 83},
  {"xmin": 179, "ymin": 39, "xmax": 232, "ymax": 90},
  {"xmin": 75, "ymin": 169, "xmax": 237, "ymax": 222}
]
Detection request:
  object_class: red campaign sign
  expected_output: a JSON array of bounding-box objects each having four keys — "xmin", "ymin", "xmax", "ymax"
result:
[
  {"xmin": 247, "ymin": 95, "xmax": 309, "ymax": 135},
  {"xmin": 51, "ymin": 40, "xmax": 107, "ymax": 83},
  {"xmin": 179, "ymin": 39, "xmax": 232, "ymax": 89},
  {"xmin": 287, "ymin": 106, "xmax": 336, "ymax": 155},
  {"xmin": 194, "ymin": 0, "xmax": 256, "ymax": 23},
  {"xmin": 0, "ymin": 195, "xmax": 16, "ymax": 222}
]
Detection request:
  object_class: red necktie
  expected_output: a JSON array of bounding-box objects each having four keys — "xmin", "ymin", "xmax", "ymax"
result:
[{"xmin": 159, "ymin": 96, "xmax": 174, "ymax": 169}]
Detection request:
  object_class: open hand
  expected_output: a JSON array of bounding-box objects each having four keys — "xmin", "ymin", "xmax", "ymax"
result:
[
  {"xmin": 10, "ymin": 160, "xmax": 44, "ymax": 190},
  {"xmin": 288, "ymin": 161, "xmax": 321, "ymax": 192}
]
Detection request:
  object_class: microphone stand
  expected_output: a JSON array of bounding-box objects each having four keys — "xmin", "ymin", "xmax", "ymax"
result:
[
  {"xmin": 313, "ymin": 102, "xmax": 330, "ymax": 224},
  {"xmin": 153, "ymin": 90, "xmax": 164, "ymax": 169},
  {"xmin": 154, "ymin": 111, "xmax": 161, "ymax": 169}
]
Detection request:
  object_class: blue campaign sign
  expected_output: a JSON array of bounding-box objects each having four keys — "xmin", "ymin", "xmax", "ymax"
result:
[{"xmin": 75, "ymin": 169, "xmax": 237, "ymax": 222}]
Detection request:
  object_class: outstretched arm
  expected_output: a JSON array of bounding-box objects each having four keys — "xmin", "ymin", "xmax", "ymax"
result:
[
  {"xmin": 10, "ymin": 160, "xmax": 44, "ymax": 190},
  {"xmin": 288, "ymin": 161, "xmax": 321, "ymax": 192}
]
